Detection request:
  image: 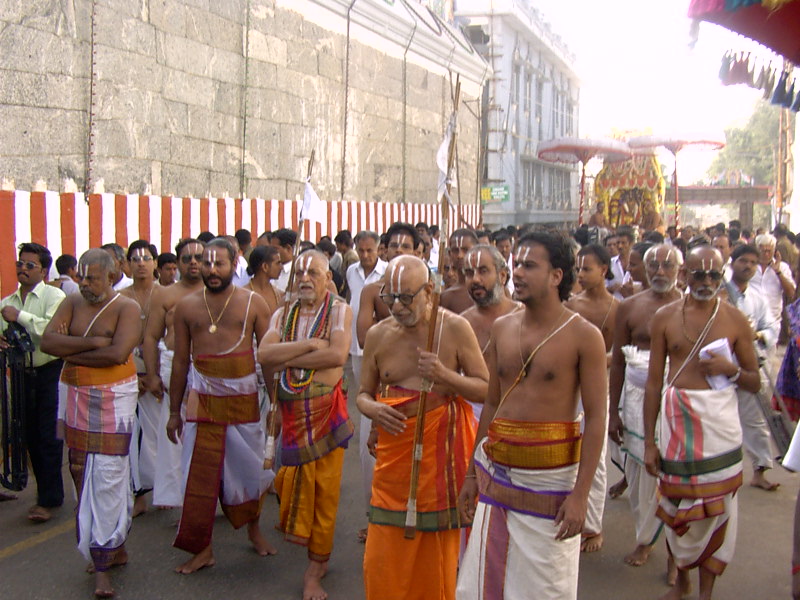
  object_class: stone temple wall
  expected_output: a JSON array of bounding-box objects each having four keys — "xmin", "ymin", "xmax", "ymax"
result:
[{"xmin": 0, "ymin": 0, "xmax": 486, "ymax": 206}]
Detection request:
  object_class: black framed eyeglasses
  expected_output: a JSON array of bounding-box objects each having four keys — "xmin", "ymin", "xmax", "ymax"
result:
[
  {"xmin": 379, "ymin": 283, "xmax": 427, "ymax": 307},
  {"xmin": 180, "ymin": 253, "xmax": 203, "ymax": 264},
  {"xmin": 15, "ymin": 260, "xmax": 40, "ymax": 270},
  {"xmin": 690, "ymin": 269, "xmax": 723, "ymax": 282}
]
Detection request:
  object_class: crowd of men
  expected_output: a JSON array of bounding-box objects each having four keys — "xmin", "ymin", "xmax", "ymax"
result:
[{"xmin": 3, "ymin": 212, "xmax": 800, "ymax": 600}]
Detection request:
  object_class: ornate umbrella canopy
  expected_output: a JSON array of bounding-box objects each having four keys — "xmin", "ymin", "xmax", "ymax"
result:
[
  {"xmin": 537, "ymin": 137, "xmax": 633, "ymax": 224},
  {"xmin": 689, "ymin": 0, "xmax": 800, "ymax": 65}
]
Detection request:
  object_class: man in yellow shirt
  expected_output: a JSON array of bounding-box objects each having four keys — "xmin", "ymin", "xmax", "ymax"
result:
[{"xmin": 0, "ymin": 242, "xmax": 66, "ymax": 521}]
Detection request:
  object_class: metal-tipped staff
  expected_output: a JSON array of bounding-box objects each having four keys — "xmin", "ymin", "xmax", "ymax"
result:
[
  {"xmin": 264, "ymin": 150, "xmax": 316, "ymax": 469},
  {"xmin": 404, "ymin": 78, "xmax": 461, "ymax": 539}
]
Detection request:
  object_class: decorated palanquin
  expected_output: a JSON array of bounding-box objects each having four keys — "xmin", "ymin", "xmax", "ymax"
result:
[{"xmin": 594, "ymin": 154, "xmax": 666, "ymax": 228}]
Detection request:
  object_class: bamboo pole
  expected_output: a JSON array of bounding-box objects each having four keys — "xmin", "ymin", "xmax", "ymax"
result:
[{"xmin": 404, "ymin": 78, "xmax": 461, "ymax": 539}]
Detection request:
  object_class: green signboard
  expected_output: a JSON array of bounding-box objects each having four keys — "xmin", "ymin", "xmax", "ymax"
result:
[{"xmin": 480, "ymin": 185, "xmax": 509, "ymax": 204}]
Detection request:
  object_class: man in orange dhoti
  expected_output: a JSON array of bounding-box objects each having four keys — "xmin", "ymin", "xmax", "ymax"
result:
[
  {"xmin": 258, "ymin": 250, "xmax": 354, "ymax": 600},
  {"xmin": 357, "ymin": 255, "xmax": 488, "ymax": 600},
  {"xmin": 42, "ymin": 249, "xmax": 143, "ymax": 598}
]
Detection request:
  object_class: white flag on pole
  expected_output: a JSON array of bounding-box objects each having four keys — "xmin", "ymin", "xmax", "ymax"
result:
[
  {"xmin": 302, "ymin": 178, "xmax": 326, "ymax": 224},
  {"xmin": 437, "ymin": 114, "xmax": 458, "ymax": 198}
]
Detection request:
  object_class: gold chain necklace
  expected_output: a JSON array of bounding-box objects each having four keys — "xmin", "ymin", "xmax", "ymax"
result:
[{"xmin": 203, "ymin": 286, "xmax": 236, "ymax": 333}]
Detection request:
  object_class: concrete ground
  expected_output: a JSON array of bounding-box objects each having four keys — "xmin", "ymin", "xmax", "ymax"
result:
[{"xmin": 1, "ymin": 389, "xmax": 797, "ymax": 599}]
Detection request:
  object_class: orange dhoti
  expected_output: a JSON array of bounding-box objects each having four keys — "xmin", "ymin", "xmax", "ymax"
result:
[
  {"xmin": 275, "ymin": 380, "xmax": 353, "ymax": 562},
  {"xmin": 363, "ymin": 386, "xmax": 476, "ymax": 600}
]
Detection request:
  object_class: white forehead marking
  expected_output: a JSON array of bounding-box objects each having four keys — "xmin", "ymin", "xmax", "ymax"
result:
[
  {"xmin": 453, "ymin": 236, "xmax": 463, "ymax": 248},
  {"xmin": 297, "ymin": 254, "xmax": 313, "ymax": 275},
  {"xmin": 133, "ymin": 248, "xmax": 147, "ymax": 258},
  {"xmin": 701, "ymin": 258, "xmax": 712, "ymax": 271},
  {"xmin": 78, "ymin": 263, "xmax": 88, "ymax": 277},
  {"xmin": 577, "ymin": 255, "xmax": 586, "ymax": 270},
  {"xmin": 208, "ymin": 249, "xmax": 218, "ymax": 263},
  {"xmin": 389, "ymin": 262, "xmax": 405, "ymax": 294},
  {"xmin": 466, "ymin": 252, "xmax": 476, "ymax": 271},
  {"xmin": 476, "ymin": 250, "xmax": 483, "ymax": 269},
  {"xmin": 518, "ymin": 246, "xmax": 531, "ymax": 264}
]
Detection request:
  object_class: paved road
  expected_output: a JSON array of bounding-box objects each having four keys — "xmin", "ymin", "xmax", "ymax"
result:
[{"xmin": 2, "ymin": 388, "xmax": 797, "ymax": 599}]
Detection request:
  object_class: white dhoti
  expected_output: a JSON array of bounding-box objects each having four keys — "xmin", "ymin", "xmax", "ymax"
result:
[
  {"xmin": 152, "ymin": 343, "xmax": 185, "ymax": 507},
  {"xmin": 58, "ymin": 360, "xmax": 138, "ymax": 570},
  {"xmin": 657, "ymin": 385, "xmax": 743, "ymax": 575},
  {"xmin": 350, "ymin": 354, "xmax": 375, "ymax": 512},
  {"xmin": 620, "ymin": 346, "xmax": 663, "ymax": 546},
  {"xmin": 130, "ymin": 392, "xmax": 160, "ymax": 493},
  {"xmin": 458, "ymin": 421, "xmax": 581, "ymax": 600},
  {"xmin": 736, "ymin": 378, "xmax": 774, "ymax": 470},
  {"xmin": 578, "ymin": 395, "xmax": 607, "ymax": 537}
]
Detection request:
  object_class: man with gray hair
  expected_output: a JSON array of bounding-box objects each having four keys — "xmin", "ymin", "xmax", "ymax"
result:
[
  {"xmin": 41, "ymin": 248, "xmax": 142, "ymax": 598},
  {"xmin": 750, "ymin": 233, "xmax": 795, "ymax": 329},
  {"xmin": 101, "ymin": 243, "xmax": 133, "ymax": 290},
  {"xmin": 460, "ymin": 244, "xmax": 520, "ymax": 423},
  {"xmin": 609, "ymin": 244, "xmax": 683, "ymax": 572}
]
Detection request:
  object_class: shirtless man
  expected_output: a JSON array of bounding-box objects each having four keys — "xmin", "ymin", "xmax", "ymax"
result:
[
  {"xmin": 439, "ymin": 228, "xmax": 478, "ymax": 314},
  {"xmin": 644, "ymin": 245, "xmax": 760, "ymax": 600},
  {"xmin": 259, "ymin": 250, "xmax": 353, "ymax": 600},
  {"xmin": 460, "ymin": 244, "xmax": 520, "ymax": 422},
  {"xmin": 457, "ymin": 231, "xmax": 607, "ymax": 600},
  {"xmin": 609, "ymin": 244, "xmax": 682, "ymax": 569},
  {"xmin": 41, "ymin": 249, "xmax": 142, "ymax": 598},
  {"xmin": 245, "ymin": 245, "xmax": 283, "ymax": 317},
  {"xmin": 589, "ymin": 201, "xmax": 609, "ymax": 228},
  {"xmin": 167, "ymin": 238, "xmax": 274, "ymax": 574},
  {"xmin": 119, "ymin": 240, "xmax": 160, "ymax": 517},
  {"xmin": 358, "ymin": 255, "xmax": 488, "ymax": 600},
  {"xmin": 141, "ymin": 238, "xmax": 205, "ymax": 508},
  {"xmin": 564, "ymin": 243, "xmax": 620, "ymax": 553},
  {"xmin": 355, "ymin": 222, "xmax": 420, "ymax": 349}
]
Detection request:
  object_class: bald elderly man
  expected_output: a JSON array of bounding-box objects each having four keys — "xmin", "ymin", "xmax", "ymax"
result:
[{"xmin": 358, "ymin": 255, "xmax": 488, "ymax": 600}]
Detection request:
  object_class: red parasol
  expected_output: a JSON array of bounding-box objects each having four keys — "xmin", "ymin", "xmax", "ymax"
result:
[
  {"xmin": 537, "ymin": 137, "xmax": 632, "ymax": 225},
  {"xmin": 689, "ymin": 0, "xmax": 800, "ymax": 65},
  {"xmin": 628, "ymin": 135, "xmax": 725, "ymax": 228}
]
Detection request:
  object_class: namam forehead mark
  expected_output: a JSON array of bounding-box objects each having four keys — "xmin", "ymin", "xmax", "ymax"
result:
[
  {"xmin": 392, "ymin": 233, "xmax": 413, "ymax": 246},
  {"xmin": 577, "ymin": 255, "xmax": 587, "ymax": 270},
  {"xmin": 205, "ymin": 248, "xmax": 219, "ymax": 263},
  {"xmin": 516, "ymin": 245, "xmax": 532, "ymax": 264},
  {"xmin": 388, "ymin": 261, "xmax": 406, "ymax": 294},
  {"xmin": 465, "ymin": 249, "xmax": 484, "ymax": 271},
  {"xmin": 78, "ymin": 262, "xmax": 89, "ymax": 278},
  {"xmin": 295, "ymin": 253, "xmax": 314, "ymax": 276},
  {"xmin": 133, "ymin": 248, "xmax": 149, "ymax": 258},
  {"xmin": 183, "ymin": 242, "xmax": 203, "ymax": 257}
]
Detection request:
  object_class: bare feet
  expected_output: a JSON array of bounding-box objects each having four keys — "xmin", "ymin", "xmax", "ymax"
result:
[
  {"xmin": 27, "ymin": 505, "xmax": 51, "ymax": 523},
  {"xmin": 175, "ymin": 545, "xmax": 215, "ymax": 574},
  {"xmin": 357, "ymin": 528, "xmax": 368, "ymax": 543},
  {"xmin": 658, "ymin": 567, "xmax": 690, "ymax": 599},
  {"xmin": 247, "ymin": 521, "xmax": 278, "ymax": 556},
  {"xmin": 624, "ymin": 544, "xmax": 653, "ymax": 566},
  {"xmin": 580, "ymin": 532, "xmax": 603, "ymax": 552},
  {"xmin": 303, "ymin": 560, "xmax": 329, "ymax": 600},
  {"xmin": 608, "ymin": 476, "xmax": 628, "ymax": 499},
  {"xmin": 94, "ymin": 571, "xmax": 114, "ymax": 598},
  {"xmin": 132, "ymin": 495, "xmax": 148, "ymax": 518},
  {"xmin": 750, "ymin": 469, "xmax": 780, "ymax": 491},
  {"xmin": 86, "ymin": 548, "xmax": 129, "ymax": 574}
]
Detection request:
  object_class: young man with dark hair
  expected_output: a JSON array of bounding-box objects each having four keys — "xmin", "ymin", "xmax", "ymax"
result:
[
  {"xmin": 607, "ymin": 226, "xmax": 635, "ymax": 299},
  {"xmin": 0, "ymin": 242, "xmax": 66, "ymax": 518},
  {"xmin": 334, "ymin": 229, "xmax": 359, "ymax": 277},
  {"xmin": 271, "ymin": 228, "xmax": 299, "ymax": 292},
  {"xmin": 458, "ymin": 231, "xmax": 606, "ymax": 599},
  {"xmin": 235, "ymin": 228, "xmax": 253, "ymax": 260},
  {"xmin": 157, "ymin": 253, "xmax": 178, "ymax": 286},
  {"xmin": 440, "ymin": 228, "xmax": 479, "ymax": 314},
  {"xmin": 54, "ymin": 253, "xmax": 80, "ymax": 295}
]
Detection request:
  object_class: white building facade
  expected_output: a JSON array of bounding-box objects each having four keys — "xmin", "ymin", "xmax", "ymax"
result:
[{"xmin": 456, "ymin": 0, "xmax": 581, "ymax": 228}]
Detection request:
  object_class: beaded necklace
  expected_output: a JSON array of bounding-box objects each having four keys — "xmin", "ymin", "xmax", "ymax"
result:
[{"xmin": 280, "ymin": 291, "xmax": 334, "ymax": 393}]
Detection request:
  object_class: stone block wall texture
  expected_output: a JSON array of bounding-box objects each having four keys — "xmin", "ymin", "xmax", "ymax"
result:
[{"xmin": 0, "ymin": 0, "xmax": 482, "ymax": 209}]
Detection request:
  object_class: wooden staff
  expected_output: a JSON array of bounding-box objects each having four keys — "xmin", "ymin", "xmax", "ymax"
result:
[
  {"xmin": 404, "ymin": 78, "xmax": 461, "ymax": 539},
  {"xmin": 264, "ymin": 150, "xmax": 315, "ymax": 469}
]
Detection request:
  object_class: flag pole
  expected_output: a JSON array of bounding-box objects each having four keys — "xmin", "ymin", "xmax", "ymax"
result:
[
  {"xmin": 264, "ymin": 150, "xmax": 315, "ymax": 469},
  {"xmin": 404, "ymin": 77, "xmax": 461, "ymax": 539}
]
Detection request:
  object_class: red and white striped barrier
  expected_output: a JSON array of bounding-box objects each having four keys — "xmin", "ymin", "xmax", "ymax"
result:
[{"xmin": 0, "ymin": 191, "xmax": 482, "ymax": 297}]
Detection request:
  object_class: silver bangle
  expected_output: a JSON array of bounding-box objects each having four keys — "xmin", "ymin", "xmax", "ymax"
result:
[{"xmin": 729, "ymin": 367, "xmax": 742, "ymax": 383}]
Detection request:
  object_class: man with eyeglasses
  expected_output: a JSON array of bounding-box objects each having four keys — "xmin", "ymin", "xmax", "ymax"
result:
[
  {"xmin": 120, "ymin": 240, "xmax": 160, "ymax": 517},
  {"xmin": 609, "ymin": 244, "xmax": 682, "ymax": 573},
  {"xmin": 259, "ymin": 250, "xmax": 353, "ymax": 600},
  {"xmin": 440, "ymin": 228, "xmax": 479, "ymax": 314},
  {"xmin": 358, "ymin": 254, "xmax": 487, "ymax": 600},
  {"xmin": 141, "ymin": 238, "xmax": 205, "ymax": 510},
  {"xmin": 0, "ymin": 243, "xmax": 66, "ymax": 517},
  {"xmin": 724, "ymin": 244, "xmax": 780, "ymax": 492},
  {"xmin": 644, "ymin": 245, "xmax": 761, "ymax": 600}
]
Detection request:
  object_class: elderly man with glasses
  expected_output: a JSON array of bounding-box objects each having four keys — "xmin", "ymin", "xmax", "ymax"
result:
[
  {"xmin": 357, "ymin": 254, "xmax": 488, "ymax": 600},
  {"xmin": 0, "ymin": 243, "xmax": 66, "ymax": 517}
]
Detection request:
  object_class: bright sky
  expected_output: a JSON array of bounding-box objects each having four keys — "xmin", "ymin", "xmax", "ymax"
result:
[{"xmin": 532, "ymin": 0, "xmax": 778, "ymax": 182}]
